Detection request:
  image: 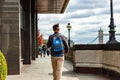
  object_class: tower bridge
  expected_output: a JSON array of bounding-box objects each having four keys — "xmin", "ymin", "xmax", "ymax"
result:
[{"xmin": 87, "ymin": 29, "xmax": 120, "ymax": 44}]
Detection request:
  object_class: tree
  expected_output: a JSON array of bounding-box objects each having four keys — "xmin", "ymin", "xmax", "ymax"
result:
[
  {"xmin": 38, "ymin": 31, "xmax": 44, "ymax": 46},
  {"xmin": 0, "ymin": 51, "xmax": 7, "ymax": 80}
]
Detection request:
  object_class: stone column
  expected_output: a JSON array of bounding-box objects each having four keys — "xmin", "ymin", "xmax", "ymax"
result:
[
  {"xmin": 35, "ymin": 1, "xmax": 38, "ymax": 58},
  {"xmin": 31, "ymin": 0, "xmax": 36, "ymax": 60},
  {"xmin": 23, "ymin": 0, "xmax": 32, "ymax": 64}
]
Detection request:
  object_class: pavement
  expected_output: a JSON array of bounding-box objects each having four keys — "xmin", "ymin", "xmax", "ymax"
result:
[{"xmin": 6, "ymin": 55, "xmax": 111, "ymax": 80}]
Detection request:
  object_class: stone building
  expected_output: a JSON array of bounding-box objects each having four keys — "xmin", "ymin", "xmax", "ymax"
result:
[{"xmin": 0, "ymin": 0, "xmax": 69, "ymax": 74}]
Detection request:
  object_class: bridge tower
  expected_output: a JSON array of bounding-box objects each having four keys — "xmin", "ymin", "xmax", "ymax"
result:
[{"xmin": 98, "ymin": 28, "xmax": 103, "ymax": 44}]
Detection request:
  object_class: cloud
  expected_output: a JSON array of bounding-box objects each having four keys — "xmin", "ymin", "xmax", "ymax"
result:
[
  {"xmin": 66, "ymin": 0, "xmax": 108, "ymax": 12},
  {"xmin": 38, "ymin": 0, "xmax": 120, "ymax": 44}
]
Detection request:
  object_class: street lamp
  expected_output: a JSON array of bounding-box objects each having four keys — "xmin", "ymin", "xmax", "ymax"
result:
[
  {"xmin": 66, "ymin": 23, "xmax": 72, "ymax": 47},
  {"xmin": 106, "ymin": 0, "xmax": 118, "ymax": 43}
]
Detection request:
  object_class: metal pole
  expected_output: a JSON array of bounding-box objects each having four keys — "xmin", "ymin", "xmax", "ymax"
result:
[
  {"xmin": 68, "ymin": 29, "xmax": 70, "ymax": 47},
  {"xmin": 106, "ymin": 0, "xmax": 118, "ymax": 43},
  {"xmin": 110, "ymin": 0, "xmax": 113, "ymax": 18}
]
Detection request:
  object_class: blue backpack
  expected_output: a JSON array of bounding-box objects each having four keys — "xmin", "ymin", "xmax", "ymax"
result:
[{"xmin": 52, "ymin": 35, "xmax": 64, "ymax": 52}]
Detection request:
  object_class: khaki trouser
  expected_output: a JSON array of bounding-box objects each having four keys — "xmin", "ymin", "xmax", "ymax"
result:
[{"xmin": 51, "ymin": 56, "xmax": 64, "ymax": 80}]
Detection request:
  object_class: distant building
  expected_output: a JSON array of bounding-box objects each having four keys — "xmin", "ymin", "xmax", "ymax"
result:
[
  {"xmin": 70, "ymin": 40, "xmax": 74, "ymax": 47},
  {"xmin": 98, "ymin": 28, "xmax": 103, "ymax": 44}
]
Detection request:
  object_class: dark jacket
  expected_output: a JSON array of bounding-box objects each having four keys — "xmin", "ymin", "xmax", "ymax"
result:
[{"xmin": 47, "ymin": 33, "xmax": 69, "ymax": 56}]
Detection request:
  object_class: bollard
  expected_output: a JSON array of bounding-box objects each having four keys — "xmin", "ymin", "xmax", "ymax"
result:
[{"xmin": 0, "ymin": 51, "xmax": 7, "ymax": 80}]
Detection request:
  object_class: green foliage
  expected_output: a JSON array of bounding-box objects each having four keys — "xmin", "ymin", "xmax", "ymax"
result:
[{"xmin": 0, "ymin": 51, "xmax": 7, "ymax": 80}]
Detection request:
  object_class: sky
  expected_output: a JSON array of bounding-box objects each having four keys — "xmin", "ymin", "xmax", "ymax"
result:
[{"xmin": 38, "ymin": 0, "xmax": 120, "ymax": 44}]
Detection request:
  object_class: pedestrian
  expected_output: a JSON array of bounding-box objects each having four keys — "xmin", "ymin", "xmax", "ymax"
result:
[
  {"xmin": 42, "ymin": 44, "xmax": 47, "ymax": 57},
  {"xmin": 47, "ymin": 24, "xmax": 69, "ymax": 80},
  {"xmin": 38, "ymin": 46, "xmax": 42, "ymax": 57},
  {"xmin": 47, "ymin": 48, "xmax": 50, "ymax": 56}
]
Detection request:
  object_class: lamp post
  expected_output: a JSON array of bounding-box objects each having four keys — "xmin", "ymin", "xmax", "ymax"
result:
[
  {"xmin": 106, "ymin": 0, "xmax": 118, "ymax": 43},
  {"xmin": 66, "ymin": 23, "xmax": 72, "ymax": 47}
]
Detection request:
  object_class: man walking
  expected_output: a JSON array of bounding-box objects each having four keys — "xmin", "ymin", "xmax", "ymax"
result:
[{"xmin": 47, "ymin": 24, "xmax": 69, "ymax": 80}]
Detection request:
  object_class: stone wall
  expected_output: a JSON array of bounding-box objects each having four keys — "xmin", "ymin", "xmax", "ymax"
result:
[
  {"xmin": 73, "ymin": 50, "xmax": 120, "ymax": 73},
  {"xmin": 73, "ymin": 50, "xmax": 102, "ymax": 68},
  {"xmin": 102, "ymin": 51, "xmax": 120, "ymax": 73},
  {"xmin": 0, "ymin": 0, "xmax": 20, "ymax": 74},
  {"xmin": 73, "ymin": 44, "xmax": 120, "ymax": 76}
]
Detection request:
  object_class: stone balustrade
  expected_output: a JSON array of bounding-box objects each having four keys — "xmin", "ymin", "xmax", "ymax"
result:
[{"xmin": 73, "ymin": 43, "xmax": 120, "ymax": 79}]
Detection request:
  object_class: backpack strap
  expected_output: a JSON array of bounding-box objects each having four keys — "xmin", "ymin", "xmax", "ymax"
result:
[{"xmin": 53, "ymin": 33, "xmax": 62, "ymax": 39}]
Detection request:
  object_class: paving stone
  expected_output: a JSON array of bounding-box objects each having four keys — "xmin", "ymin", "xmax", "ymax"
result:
[{"xmin": 6, "ymin": 56, "xmax": 111, "ymax": 80}]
